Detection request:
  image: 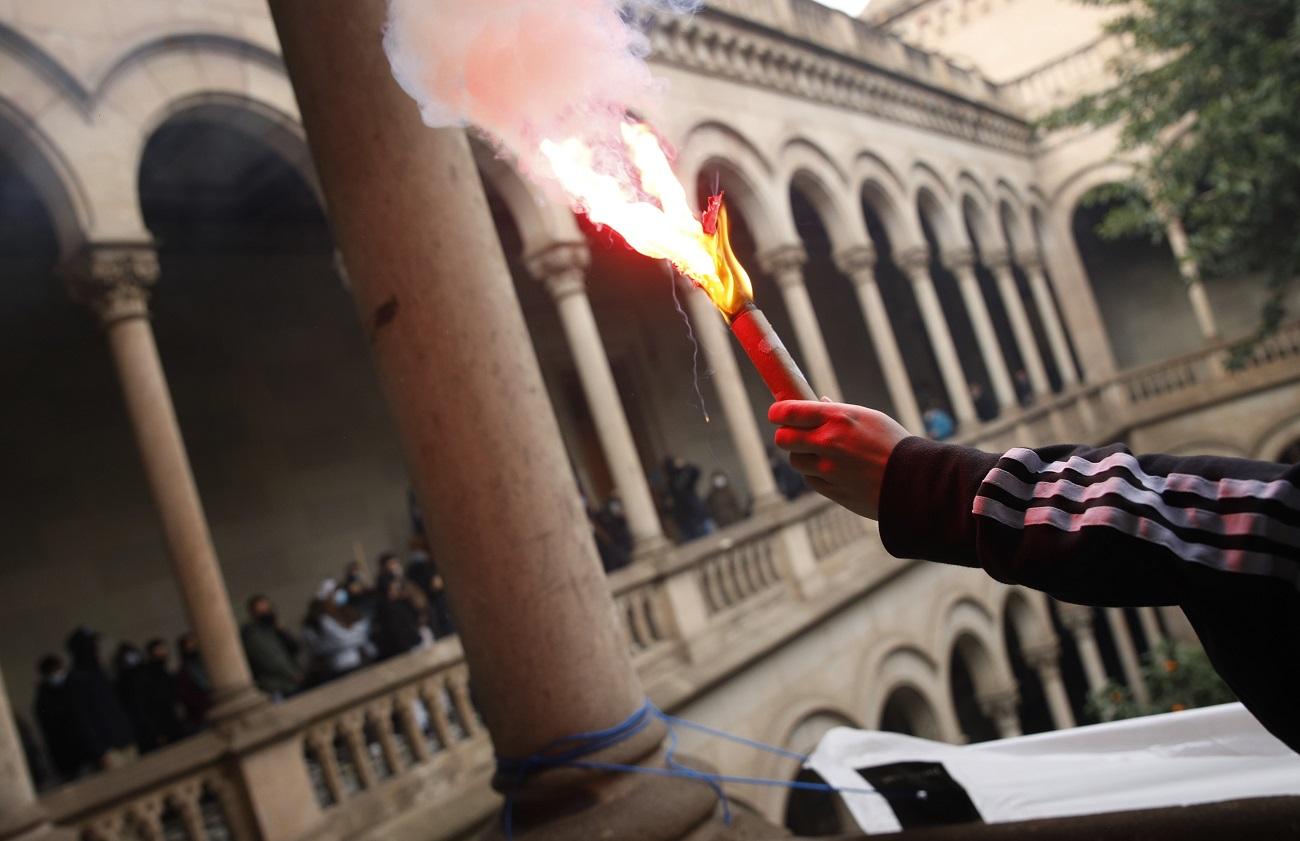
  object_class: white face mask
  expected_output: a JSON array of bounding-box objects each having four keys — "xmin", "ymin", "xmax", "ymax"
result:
[{"xmin": 712, "ymin": 476, "xmax": 727, "ymax": 488}]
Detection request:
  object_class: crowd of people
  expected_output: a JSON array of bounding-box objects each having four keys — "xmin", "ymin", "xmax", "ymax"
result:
[
  {"xmin": 21, "ymin": 538, "xmax": 454, "ymax": 788},
  {"xmin": 587, "ymin": 452, "xmax": 809, "ymax": 572}
]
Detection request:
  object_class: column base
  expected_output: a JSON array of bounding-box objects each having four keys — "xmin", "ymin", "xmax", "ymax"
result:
[{"xmin": 207, "ymin": 684, "xmax": 269, "ymax": 724}]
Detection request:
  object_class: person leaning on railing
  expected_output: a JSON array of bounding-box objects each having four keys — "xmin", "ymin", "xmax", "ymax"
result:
[{"xmin": 769, "ymin": 399, "xmax": 1300, "ymax": 754}]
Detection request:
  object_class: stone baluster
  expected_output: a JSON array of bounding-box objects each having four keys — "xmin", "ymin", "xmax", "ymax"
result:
[
  {"xmin": 338, "ymin": 711, "xmax": 377, "ymax": 790},
  {"xmin": 420, "ymin": 679, "xmax": 455, "ymax": 750},
  {"xmin": 1019, "ymin": 253, "xmax": 1080, "ymax": 385},
  {"xmin": 366, "ymin": 700, "xmax": 403, "ymax": 775},
  {"xmin": 1136, "ymin": 607, "xmax": 1164, "ymax": 649},
  {"xmin": 944, "ymin": 246, "xmax": 1016, "ymax": 410},
  {"xmin": 447, "ymin": 667, "xmax": 481, "ymax": 739},
  {"xmin": 985, "ymin": 249, "xmax": 1051, "ymax": 399},
  {"xmin": 977, "ymin": 688, "xmax": 1022, "ymax": 740},
  {"xmin": 307, "ymin": 726, "xmax": 346, "ymax": 806},
  {"xmin": 395, "ymin": 687, "xmax": 433, "ymax": 763},
  {"xmin": 1106, "ymin": 608, "xmax": 1151, "ymax": 706},
  {"xmin": 127, "ymin": 801, "xmax": 165, "ymax": 841},
  {"xmin": 1023, "ymin": 643, "xmax": 1076, "ymax": 730},
  {"xmin": 1059, "ymin": 605, "xmax": 1108, "ymax": 694},
  {"xmin": 759, "ymin": 244, "xmax": 843, "ymax": 399},
  {"xmin": 64, "ymin": 244, "xmax": 262, "ymax": 721},
  {"xmin": 527, "ymin": 243, "xmax": 669, "ymax": 558},
  {"xmin": 834, "ymin": 245, "xmax": 923, "ymax": 432},
  {"xmin": 681, "ymin": 278, "xmax": 783, "ymax": 509},
  {"xmin": 897, "ymin": 246, "xmax": 978, "ymax": 425},
  {"xmin": 168, "ymin": 780, "xmax": 208, "ymax": 841}
]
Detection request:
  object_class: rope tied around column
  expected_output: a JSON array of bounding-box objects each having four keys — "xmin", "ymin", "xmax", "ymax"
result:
[{"xmin": 494, "ymin": 699, "xmax": 889, "ymax": 839}]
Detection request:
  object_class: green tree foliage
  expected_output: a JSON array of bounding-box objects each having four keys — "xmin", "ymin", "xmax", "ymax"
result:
[
  {"xmin": 1089, "ymin": 641, "xmax": 1236, "ymax": 723},
  {"xmin": 1043, "ymin": 0, "xmax": 1300, "ymax": 338}
]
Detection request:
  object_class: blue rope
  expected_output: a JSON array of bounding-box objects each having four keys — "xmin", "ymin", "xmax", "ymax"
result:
[{"xmin": 494, "ymin": 700, "xmax": 882, "ymax": 839}]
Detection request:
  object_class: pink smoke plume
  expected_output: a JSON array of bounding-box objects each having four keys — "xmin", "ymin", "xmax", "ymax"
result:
[{"xmin": 383, "ymin": 0, "xmax": 697, "ymax": 178}]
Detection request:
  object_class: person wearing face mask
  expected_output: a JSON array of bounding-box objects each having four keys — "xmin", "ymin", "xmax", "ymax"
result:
[
  {"xmin": 34, "ymin": 654, "xmax": 81, "ymax": 782},
  {"xmin": 130, "ymin": 638, "xmax": 186, "ymax": 752},
  {"xmin": 705, "ymin": 469, "xmax": 747, "ymax": 528},
  {"xmin": 240, "ymin": 594, "xmax": 303, "ymax": 699}
]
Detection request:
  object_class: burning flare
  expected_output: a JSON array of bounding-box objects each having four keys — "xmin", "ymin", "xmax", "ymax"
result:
[{"xmin": 539, "ymin": 120, "xmax": 753, "ymax": 320}]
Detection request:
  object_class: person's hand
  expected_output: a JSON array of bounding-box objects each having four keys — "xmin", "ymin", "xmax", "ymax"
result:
[{"xmin": 768, "ymin": 400, "xmax": 909, "ymax": 520}]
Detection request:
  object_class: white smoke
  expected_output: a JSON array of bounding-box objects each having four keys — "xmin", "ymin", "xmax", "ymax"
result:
[{"xmin": 383, "ymin": 0, "xmax": 699, "ymax": 179}]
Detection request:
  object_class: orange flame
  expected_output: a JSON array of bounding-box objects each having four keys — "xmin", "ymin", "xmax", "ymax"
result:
[{"xmin": 539, "ymin": 120, "xmax": 754, "ymax": 320}]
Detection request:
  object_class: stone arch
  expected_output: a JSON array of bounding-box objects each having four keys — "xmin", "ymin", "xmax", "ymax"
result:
[
  {"xmin": 675, "ymin": 120, "xmax": 788, "ymax": 244},
  {"xmin": 878, "ymin": 684, "xmax": 945, "ymax": 741},
  {"xmin": 745, "ymin": 696, "xmax": 861, "ymax": 823},
  {"xmin": 1051, "ymin": 160, "xmax": 1138, "ymax": 226},
  {"xmin": 1002, "ymin": 589, "xmax": 1055, "ymax": 650},
  {"xmin": 1255, "ymin": 415, "xmax": 1300, "ymax": 462},
  {"xmin": 936, "ymin": 595, "xmax": 1016, "ymax": 690},
  {"xmin": 1164, "ymin": 440, "xmax": 1251, "ymax": 459},
  {"xmin": 996, "ymin": 181, "xmax": 1035, "ymax": 258},
  {"xmin": 851, "ymin": 151, "xmax": 920, "ymax": 249},
  {"xmin": 780, "ymin": 137, "xmax": 859, "ymax": 251},
  {"xmin": 469, "ymin": 138, "xmax": 582, "ymax": 258},
  {"xmin": 957, "ymin": 172, "xmax": 999, "ymax": 255},
  {"xmin": 0, "ymin": 31, "xmax": 92, "ymax": 252},
  {"xmin": 911, "ymin": 161, "xmax": 966, "ymax": 251},
  {"xmin": 779, "ymin": 705, "xmax": 862, "ymax": 837},
  {"xmin": 856, "ymin": 640, "xmax": 957, "ymax": 742}
]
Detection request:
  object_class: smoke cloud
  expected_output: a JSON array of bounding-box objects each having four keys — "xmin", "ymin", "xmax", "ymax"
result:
[{"xmin": 383, "ymin": 0, "xmax": 698, "ymax": 179}]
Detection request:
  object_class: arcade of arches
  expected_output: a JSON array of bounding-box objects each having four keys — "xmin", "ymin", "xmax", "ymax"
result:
[{"xmin": 1, "ymin": 2, "xmax": 1299, "ymax": 839}]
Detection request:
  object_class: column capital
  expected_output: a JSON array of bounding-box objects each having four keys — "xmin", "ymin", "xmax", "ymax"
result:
[
  {"xmin": 525, "ymin": 241, "xmax": 591, "ymax": 302},
  {"xmin": 1016, "ymin": 251, "xmax": 1045, "ymax": 274},
  {"xmin": 895, "ymin": 245, "xmax": 932, "ymax": 279},
  {"xmin": 64, "ymin": 243, "xmax": 160, "ymax": 326},
  {"xmin": 758, "ymin": 244, "xmax": 807, "ymax": 288},
  {"xmin": 941, "ymin": 246, "xmax": 977, "ymax": 274},
  {"xmin": 976, "ymin": 687, "xmax": 1020, "ymax": 720},
  {"xmin": 833, "ymin": 243, "xmax": 877, "ymax": 277},
  {"xmin": 1022, "ymin": 642, "xmax": 1062, "ymax": 673},
  {"xmin": 983, "ymin": 248, "xmax": 1014, "ymax": 273}
]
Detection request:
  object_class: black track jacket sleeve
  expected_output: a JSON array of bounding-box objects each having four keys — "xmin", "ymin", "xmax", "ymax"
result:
[{"xmin": 878, "ymin": 436, "xmax": 1300, "ymax": 753}]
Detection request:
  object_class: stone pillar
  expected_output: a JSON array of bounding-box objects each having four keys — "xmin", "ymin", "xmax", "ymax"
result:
[
  {"xmin": 986, "ymin": 249, "xmax": 1050, "ymax": 398},
  {"xmin": 944, "ymin": 247, "xmax": 1016, "ymax": 410},
  {"xmin": 1106, "ymin": 608, "xmax": 1151, "ymax": 706},
  {"xmin": 1165, "ymin": 218, "xmax": 1218, "ymax": 340},
  {"xmin": 898, "ymin": 247, "xmax": 977, "ymax": 425},
  {"xmin": 834, "ymin": 245, "xmax": 923, "ymax": 433},
  {"xmin": 526, "ymin": 242, "xmax": 668, "ymax": 557},
  {"xmin": 1137, "ymin": 606, "xmax": 1164, "ymax": 649},
  {"xmin": 268, "ymin": 5, "xmax": 718, "ymax": 835},
  {"xmin": 1059, "ymin": 605, "xmax": 1108, "ymax": 694},
  {"xmin": 682, "ymin": 280, "xmax": 782, "ymax": 509},
  {"xmin": 1023, "ymin": 644, "xmax": 1076, "ymax": 730},
  {"xmin": 1020, "ymin": 254, "xmax": 1080, "ymax": 386},
  {"xmin": 0, "ymin": 666, "xmax": 71, "ymax": 841},
  {"xmin": 759, "ymin": 244, "xmax": 842, "ymax": 400},
  {"xmin": 66, "ymin": 245, "xmax": 262, "ymax": 721},
  {"xmin": 977, "ymin": 688, "xmax": 1022, "ymax": 740}
]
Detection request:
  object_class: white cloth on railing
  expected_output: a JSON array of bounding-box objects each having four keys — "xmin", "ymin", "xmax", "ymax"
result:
[{"xmin": 807, "ymin": 703, "xmax": 1300, "ymax": 835}]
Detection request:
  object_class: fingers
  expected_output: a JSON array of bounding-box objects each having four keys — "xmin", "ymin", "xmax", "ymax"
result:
[
  {"xmin": 768, "ymin": 400, "xmax": 835, "ymax": 429},
  {"xmin": 773, "ymin": 426, "xmax": 832, "ymax": 455},
  {"xmin": 789, "ymin": 452, "xmax": 829, "ymax": 479}
]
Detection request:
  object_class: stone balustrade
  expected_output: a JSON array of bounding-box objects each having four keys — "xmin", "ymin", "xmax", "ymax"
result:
[
  {"xmin": 36, "ymin": 319, "xmax": 1300, "ymax": 841},
  {"xmin": 997, "ymin": 35, "xmax": 1126, "ymax": 116}
]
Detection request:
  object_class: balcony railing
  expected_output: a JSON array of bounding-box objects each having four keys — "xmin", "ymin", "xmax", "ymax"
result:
[{"xmin": 40, "ymin": 320, "xmax": 1300, "ymax": 841}]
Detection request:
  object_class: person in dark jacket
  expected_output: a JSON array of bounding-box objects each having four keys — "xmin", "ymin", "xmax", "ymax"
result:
[
  {"xmin": 664, "ymin": 456, "xmax": 716, "ymax": 541},
  {"xmin": 241, "ymin": 595, "xmax": 302, "ymax": 699},
  {"xmin": 65, "ymin": 627, "xmax": 136, "ymax": 770},
  {"xmin": 111, "ymin": 642, "xmax": 149, "ymax": 750},
  {"xmin": 373, "ymin": 573, "xmax": 427, "ymax": 660},
  {"xmin": 175, "ymin": 632, "xmax": 211, "ymax": 732},
  {"xmin": 33, "ymin": 654, "xmax": 79, "ymax": 782},
  {"xmin": 406, "ymin": 538, "xmax": 454, "ymax": 638},
  {"xmin": 131, "ymin": 638, "xmax": 185, "ymax": 752},
  {"xmin": 769, "ymin": 445, "xmax": 806, "ymax": 500},
  {"xmin": 705, "ymin": 469, "xmax": 747, "ymax": 528},
  {"xmin": 769, "ymin": 398, "xmax": 1300, "ymax": 754}
]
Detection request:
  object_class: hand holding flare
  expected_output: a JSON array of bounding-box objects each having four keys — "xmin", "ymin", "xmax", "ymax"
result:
[{"xmin": 541, "ymin": 119, "xmax": 815, "ymax": 402}]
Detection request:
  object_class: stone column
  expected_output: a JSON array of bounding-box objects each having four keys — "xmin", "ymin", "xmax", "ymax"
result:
[
  {"xmin": 66, "ymin": 245, "xmax": 261, "ymax": 720},
  {"xmin": 977, "ymin": 688, "xmax": 1022, "ymax": 740},
  {"xmin": 759, "ymin": 245, "xmax": 842, "ymax": 400},
  {"xmin": 682, "ymin": 280, "xmax": 783, "ymax": 509},
  {"xmin": 986, "ymin": 249, "xmax": 1050, "ymax": 398},
  {"xmin": 834, "ymin": 245, "xmax": 923, "ymax": 433},
  {"xmin": 268, "ymin": 5, "xmax": 718, "ymax": 835},
  {"xmin": 1106, "ymin": 608, "xmax": 1151, "ymax": 706},
  {"xmin": 1165, "ymin": 218, "xmax": 1218, "ymax": 341},
  {"xmin": 0, "ymin": 666, "xmax": 71, "ymax": 841},
  {"xmin": 526, "ymin": 242, "xmax": 669, "ymax": 557},
  {"xmin": 1136, "ymin": 606, "xmax": 1164, "ymax": 649},
  {"xmin": 1019, "ymin": 254, "xmax": 1080, "ymax": 386},
  {"xmin": 1059, "ymin": 606, "xmax": 1108, "ymax": 694},
  {"xmin": 944, "ymin": 246, "xmax": 1016, "ymax": 410},
  {"xmin": 1023, "ymin": 644, "xmax": 1076, "ymax": 730},
  {"xmin": 897, "ymin": 247, "xmax": 977, "ymax": 425}
]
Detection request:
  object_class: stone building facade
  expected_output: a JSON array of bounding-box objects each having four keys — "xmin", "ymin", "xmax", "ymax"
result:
[{"xmin": 1, "ymin": 1, "xmax": 1298, "ymax": 839}]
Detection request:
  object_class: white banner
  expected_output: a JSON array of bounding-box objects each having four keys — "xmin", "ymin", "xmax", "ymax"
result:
[{"xmin": 807, "ymin": 703, "xmax": 1300, "ymax": 834}]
